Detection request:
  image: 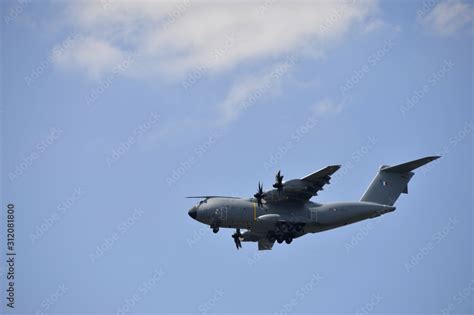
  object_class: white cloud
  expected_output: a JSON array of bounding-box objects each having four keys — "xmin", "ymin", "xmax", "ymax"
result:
[
  {"xmin": 217, "ymin": 74, "xmax": 272, "ymax": 125},
  {"xmin": 312, "ymin": 98, "xmax": 345, "ymax": 116},
  {"xmin": 52, "ymin": 0, "xmax": 380, "ymax": 80},
  {"xmin": 363, "ymin": 18, "xmax": 386, "ymax": 33},
  {"xmin": 217, "ymin": 60, "xmax": 295, "ymax": 124},
  {"xmin": 139, "ymin": 117, "xmax": 198, "ymax": 151},
  {"xmin": 52, "ymin": 37, "xmax": 125, "ymax": 79},
  {"xmin": 419, "ymin": 0, "xmax": 474, "ymax": 36}
]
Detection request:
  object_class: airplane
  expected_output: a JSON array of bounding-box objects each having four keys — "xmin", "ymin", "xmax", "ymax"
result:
[{"xmin": 187, "ymin": 156, "xmax": 440, "ymax": 250}]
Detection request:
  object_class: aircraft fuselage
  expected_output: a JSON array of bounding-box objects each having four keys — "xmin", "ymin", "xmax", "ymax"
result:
[{"xmin": 188, "ymin": 198, "xmax": 395, "ymax": 238}]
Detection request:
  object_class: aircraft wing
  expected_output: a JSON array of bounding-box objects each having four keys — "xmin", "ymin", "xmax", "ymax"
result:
[
  {"xmin": 300, "ymin": 165, "xmax": 341, "ymax": 184},
  {"xmin": 264, "ymin": 165, "xmax": 341, "ymax": 203}
]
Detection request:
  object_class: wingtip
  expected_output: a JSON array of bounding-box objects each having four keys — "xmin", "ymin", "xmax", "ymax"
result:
[{"xmin": 422, "ymin": 156, "xmax": 441, "ymax": 163}]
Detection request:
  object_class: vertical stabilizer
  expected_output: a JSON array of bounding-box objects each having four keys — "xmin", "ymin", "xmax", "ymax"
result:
[{"xmin": 360, "ymin": 156, "xmax": 440, "ymax": 206}]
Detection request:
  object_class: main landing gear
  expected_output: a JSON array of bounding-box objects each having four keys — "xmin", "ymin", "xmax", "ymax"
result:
[
  {"xmin": 275, "ymin": 235, "xmax": 293, "ymax": 244},
  {"xmin": 269, "ymin": 222, "xmax": 303, "ymax": 245}
]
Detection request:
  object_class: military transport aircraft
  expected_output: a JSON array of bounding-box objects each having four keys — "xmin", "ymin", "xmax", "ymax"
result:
[{"xmin": 187, "ymin": 156, "xmax": 439, "ymax": 250}]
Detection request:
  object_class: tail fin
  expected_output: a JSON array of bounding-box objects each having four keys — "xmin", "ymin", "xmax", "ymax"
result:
[{"xmin": 360, "ymin": 156, "xmax": 440, "ymax": 206}]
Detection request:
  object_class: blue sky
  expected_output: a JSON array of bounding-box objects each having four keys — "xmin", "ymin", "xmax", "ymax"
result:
[{"xmin": 1, "ymin": 0, "xmax": 473, "ymax": 314}]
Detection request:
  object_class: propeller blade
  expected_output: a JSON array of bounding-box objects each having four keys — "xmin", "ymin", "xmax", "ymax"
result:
[
  {"xmin": 273, "ymin": 170, "xmax": 284, "ymax": 194},
  {"xmin": 232, "ymin": 229, "xmax": 242, "ymax": 249},
  {"xmin": 254, "ymin": 182, "xmax": 265, "ymax": 208}
]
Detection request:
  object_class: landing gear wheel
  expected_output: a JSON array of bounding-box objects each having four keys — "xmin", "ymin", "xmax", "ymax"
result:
[
  {"xmin": 212, "ymin": 227, "xmax": 219, "ymax": 233},
  {"xmin": 285, "ymin": 237, "xmax": 293, "ymax": 244},
  {"xmin": 277, "ymin": 237, "xmax": 284, "ymax": 244}
]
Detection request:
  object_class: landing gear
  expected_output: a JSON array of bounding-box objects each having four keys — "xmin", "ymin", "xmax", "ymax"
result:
[
  {"xmin": 211, "ymin": 224, "xmax": 219, "ymax": 233},
  {"xmin": 232, "ymin": 229, "xmax": 242, "ymax": 250},
  {"xmin": 269, "ymin": 222, "xmax": 303, "ymax": 245}
]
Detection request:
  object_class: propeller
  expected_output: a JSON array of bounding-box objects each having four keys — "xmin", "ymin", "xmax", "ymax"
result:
[
  {"xmin": 273, "ymin": 170, "xmax": 284, "ymax": 194},
  {"xmin": 232, "ymin": 229, "xmax": 242, "ymax": 250},
  {"xmin": 253, "ymin": 182, "xmax": 265, "ymax": 208}
]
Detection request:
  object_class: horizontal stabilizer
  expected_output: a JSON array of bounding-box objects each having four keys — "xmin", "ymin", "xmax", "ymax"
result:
[{"xmin": 381, "ymin": 156, "xmax": 440, "ymax": 173}]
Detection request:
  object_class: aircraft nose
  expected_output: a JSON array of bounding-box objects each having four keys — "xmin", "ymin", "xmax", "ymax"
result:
[{"xmin": 188, "ymin": 206, "xmax": 198, "ymax": 220}]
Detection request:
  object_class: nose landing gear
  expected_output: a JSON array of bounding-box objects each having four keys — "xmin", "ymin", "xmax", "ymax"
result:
[{"xmin": 211, "ymin": 224, "xmax": 219, "ymax": 233}]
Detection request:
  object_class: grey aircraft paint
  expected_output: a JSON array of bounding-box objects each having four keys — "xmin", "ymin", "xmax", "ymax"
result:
[{"xmin": 187, "ymin": 156, "xmax": 439, "ymax": 250}]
